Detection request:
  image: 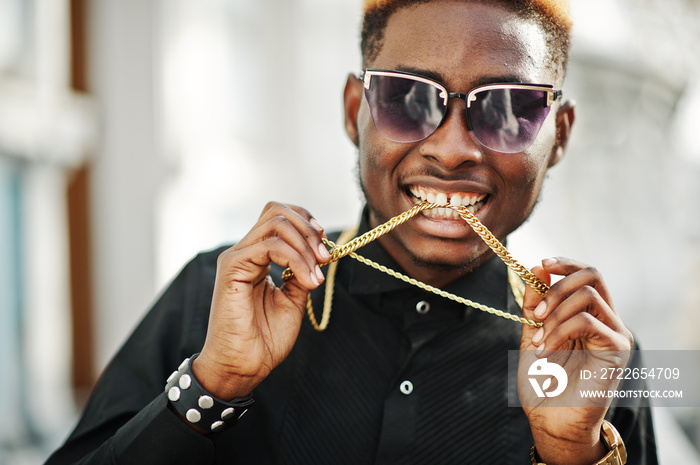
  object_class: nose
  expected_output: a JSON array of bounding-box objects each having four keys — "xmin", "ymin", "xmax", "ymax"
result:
[{"xmin": 418, "ymin": 99, "xmax": 483, "ymax": 170}]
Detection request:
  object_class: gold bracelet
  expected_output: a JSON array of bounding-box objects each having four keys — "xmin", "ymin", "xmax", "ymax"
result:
[{"xmin": 530, "ymin": 420, "xmax": 627, "ymax": 465}]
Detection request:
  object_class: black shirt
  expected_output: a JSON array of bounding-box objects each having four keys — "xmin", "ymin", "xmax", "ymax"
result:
[{"xmin": 47, "ymin": 210, "xmax": 658, "ymax": 464}]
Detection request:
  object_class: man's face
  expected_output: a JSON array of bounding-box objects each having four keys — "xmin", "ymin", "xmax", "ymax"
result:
[{"xmin": 345, "ymin": 1, "xmax": 571, "ymax": 286}]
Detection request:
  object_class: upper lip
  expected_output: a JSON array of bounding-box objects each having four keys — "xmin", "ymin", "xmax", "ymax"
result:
[{"xmin": 402, "ymin": 176, "xmax": 492, "ymax": 198}]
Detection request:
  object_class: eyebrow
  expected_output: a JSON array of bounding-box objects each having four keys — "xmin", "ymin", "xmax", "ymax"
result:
[{"xmin": 393, "ymin": 65, "xmax": 526, "ymax": 89}]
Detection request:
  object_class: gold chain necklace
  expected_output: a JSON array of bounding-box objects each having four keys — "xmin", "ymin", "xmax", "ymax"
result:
[{"xmin": 282, "ymin": 201, "xmax": 546, "ymax": 329}]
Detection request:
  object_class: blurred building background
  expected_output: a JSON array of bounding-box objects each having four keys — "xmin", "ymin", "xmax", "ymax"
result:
[{"xmin": 0, "ymin": 0, "xmax": 698, "ymax": 463}]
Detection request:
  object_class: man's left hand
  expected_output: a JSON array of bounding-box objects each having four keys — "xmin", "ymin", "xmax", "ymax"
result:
[{"xmin": 519, "ymin": 257, "xmax": 634, "ymax": 465}]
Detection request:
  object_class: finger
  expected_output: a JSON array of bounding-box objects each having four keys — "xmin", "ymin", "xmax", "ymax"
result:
[
  {"xmin": 529, "ymin": 260, "xmax": 614, "ymax": 323},
  {"xmin": 521, "ymin": 265, "xmax": 551, "ymax": 345},
  {"xmin": 523, "ymin": 265, "xmax": 552, "ymax": 312},
  {"xmin": 537, "ymin": 286, "xmax": 626, "ymax": 339},
  {"xmin": 279, "ymin": 275, "xmax": 314, "ymax": 311},
  {"xmin": 540, "ymin": 257, "xmax": 613, "ymax": 308},
  {"xmin": 283, "ymin": 204, "xmax": 328, "ymax": 240},
  {"xmin": 258, "ymin": 201, "xmax": 315, "ymax": 225},
  {"xmin": 237, "ymin": 214, "xmax": 329, "ymax": 278},
  {"xmin": 275, "ymin": 203, "xmax": 329, "ymax": 244},
  {"xmin": 281, "ymin": 204, "xmax": 330, "ymax": 255},
  {"xmin": 534, "ymin": 312, "xmax": 631, "ymax": 357},
  {"xmin": 245, "ymin": 202, "xmax": 331, "ymax": 264},
  {"xmin": 257, "ymin": 202, "xmax": 323, "ymax": 236},
  {"xmin": 219, "ymin": 238, "xmax": 322, "ymax": 291}
]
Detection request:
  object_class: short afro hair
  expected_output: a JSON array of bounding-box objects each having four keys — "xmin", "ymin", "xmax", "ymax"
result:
[{"xmin": 361, "ymin": 0, "xmax": 572, "ymax": 79}]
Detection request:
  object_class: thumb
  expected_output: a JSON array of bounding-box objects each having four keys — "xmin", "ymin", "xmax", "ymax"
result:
[
  {"xmin": 280, "ymin": 274, "xmax": 320, "ymax": 322},
  {"xmin": 520, "ymin": 265, "xmax": 551, "ymax": 348}
]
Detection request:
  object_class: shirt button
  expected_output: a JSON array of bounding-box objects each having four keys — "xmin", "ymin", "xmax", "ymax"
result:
[
  {"xmin": 400, "ymin": 380, "xmax": 414, "ymax": 395},
  {"xmin": 415, "ymin": 300, "xmax": 430, "ymax": 314}
]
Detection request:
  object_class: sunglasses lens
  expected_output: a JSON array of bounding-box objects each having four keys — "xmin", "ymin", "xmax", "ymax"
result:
[
  {"xmin": 365, "ymin": 74, "xmax": 445, "ymax": 143},
  {"xmin": 469, "ymin": 87, "xmax": 552, "ymax": 153}
]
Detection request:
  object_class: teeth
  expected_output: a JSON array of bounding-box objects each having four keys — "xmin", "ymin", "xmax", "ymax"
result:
[
  {"xmin": 407, "ymin": 185, "xmax": 487, "ymax": 219},
  {"xmin": 410, "ymin": 186, "xmax": 427, "ymax": 201}
]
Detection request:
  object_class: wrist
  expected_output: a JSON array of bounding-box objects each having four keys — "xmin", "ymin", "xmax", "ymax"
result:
[
  {"xmin": 192, "ymin": 352, "xmax": 257, "ymax": 400},
  {"xmin": 531, "ymin": 420, "xmax": 627, "ymax": 465},
  {"xmin": 531, "ymin": 420, "xmax": 603, "ymax": 465},
  {"xmin": 532, "ymin": 439, "xmax": 606, "ymax": 465}
]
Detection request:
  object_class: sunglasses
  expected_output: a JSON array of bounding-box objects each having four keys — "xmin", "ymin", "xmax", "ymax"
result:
[{"xmin": 360, "ymin": 69, "xmax": 562, "ymax": 154}]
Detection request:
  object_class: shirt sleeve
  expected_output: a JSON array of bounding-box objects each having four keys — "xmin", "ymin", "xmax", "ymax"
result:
[{"xmin": 45, "ymin": 248, "xmax": 225, "ymax": 465}]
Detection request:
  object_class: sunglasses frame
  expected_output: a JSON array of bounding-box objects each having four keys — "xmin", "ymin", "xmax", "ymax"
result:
[{"xmin": 360, "ymin": 68, "xmax": 563, "ymax": 150}]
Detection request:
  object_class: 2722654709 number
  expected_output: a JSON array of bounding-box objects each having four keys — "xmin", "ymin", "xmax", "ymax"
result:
[{"xmin": 597, "ymin": 367, "xmax": 680, "ymax": 380}]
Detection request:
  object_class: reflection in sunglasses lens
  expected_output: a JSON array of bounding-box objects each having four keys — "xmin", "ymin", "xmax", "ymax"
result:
[
  {"xmin": 366, "ymin": 75, "xmax": 444, "ymax": 143},
  {"xmin": 470, "ymin": 88, "xmax": 551, "ymax": 153}
]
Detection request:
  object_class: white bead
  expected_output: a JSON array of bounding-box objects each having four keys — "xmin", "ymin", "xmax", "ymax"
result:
[
  {"xmin": 166, "ymin": 370, "xmax": 178, "ymax": 384},
  {"xmin": 179, "ymin": 374, "xmax": 192, "ymax": 390},
  {"xmin": 178, "ymin": 358, "xmax": 190, "ymax": 371},
  {"xmin": 186, "ymin": 408, "xmax": 201, "ymax": 423},
  {"xmin": 198, "ymin": 395, "xmax": 214, "ymax": 409},
  {"xmin": 211, "ymin": 420, "xmax": 225, "ymax": 432},
  {"xmin": 167, "ymin": 387, "xmax": 181, "ymax": 401},
  {"xmin": 221, "ymin": 407, "xmax": 235, "ymax": 420}
]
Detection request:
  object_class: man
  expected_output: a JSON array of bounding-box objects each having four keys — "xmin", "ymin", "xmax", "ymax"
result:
[{"xmin": 48, "ymin": 0, "xmax": 657, "ymax": 463}]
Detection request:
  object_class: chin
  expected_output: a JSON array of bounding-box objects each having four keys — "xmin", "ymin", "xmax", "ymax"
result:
[{"xmin": 402, "ymin": 237, "xmax": 489, "ymax": 274}]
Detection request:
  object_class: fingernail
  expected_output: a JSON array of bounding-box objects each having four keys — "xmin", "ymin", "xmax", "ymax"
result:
[
  {"xmin": 310, "ymin": 218, "xmax": 323, "ymax": 232},
  {"xmin": 534, "ymin": 301, "xmax": 547, "ymax": 318},
  {"xmin": 532, "ymin": 328, "xmax": 544, "ymax": 345},
  {"xmin": 542, "ymin": 257, "xmax": 557, "ymax": 267},
  {"xmin": 535, "ymin": 342, "xmax": 545, "ymax": 356},
  {"xmin": 309, "ymin": 270, "xmax": 320, "ymax": 287},
  {"xmin": 318, "ymin": 242, "xmax": 330, "ymax": 260},
  {"xmin": 315, "ymin": 266, "xmax": 325, "ymax": 283}
]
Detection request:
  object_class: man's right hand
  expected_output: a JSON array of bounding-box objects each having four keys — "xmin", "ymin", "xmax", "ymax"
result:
[{"xmin": 191, "ymin": 202, "xmax": 331, "ymax": 400}]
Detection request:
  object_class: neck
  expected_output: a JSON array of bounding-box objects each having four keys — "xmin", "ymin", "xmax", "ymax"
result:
[{"xmin": 373, "ymin": 233, "xmax": 496, "ymax": 289}]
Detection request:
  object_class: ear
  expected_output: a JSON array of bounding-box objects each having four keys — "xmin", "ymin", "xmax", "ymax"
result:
[
  {"xmin": 549, "ymin": 99, "xmax": 576, "ymax": 168},
  {"xmin": 343, "ymin": 74, "xmax": 363, "ymax": 147}
]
